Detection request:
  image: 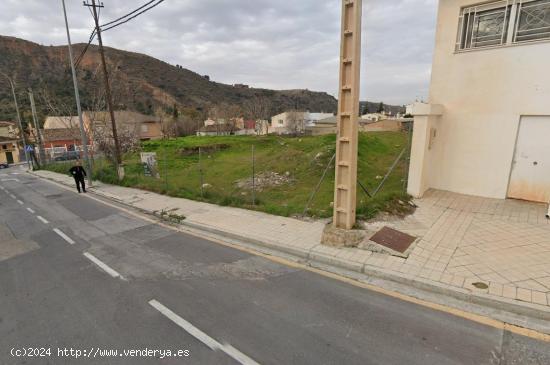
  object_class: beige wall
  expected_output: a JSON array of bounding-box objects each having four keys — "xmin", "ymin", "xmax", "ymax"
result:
[
  {"xmin": 409, "ymin": 0, "xmax": 550, "ymax": 199},
  {"xmin": 0, "ymin": 142, "xmax": 20, "ymax": 164}
]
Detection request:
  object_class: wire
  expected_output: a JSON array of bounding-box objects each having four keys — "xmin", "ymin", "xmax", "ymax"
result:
[
  {"xmin": 74, "ymin": 29, "xmax": 96, "ymax": 69},
  {"xmin": 100, "ymin": 0, "xmax": 157, "ymax": 27},
  {"xmin": 101, "ymin": 0, "xmax": 165, "ymax": 32}
]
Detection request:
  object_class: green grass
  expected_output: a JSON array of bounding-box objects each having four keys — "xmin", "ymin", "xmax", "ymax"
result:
[{"xmin": 44, "ymin": 132, "xmax": 414, "ymax": 220}]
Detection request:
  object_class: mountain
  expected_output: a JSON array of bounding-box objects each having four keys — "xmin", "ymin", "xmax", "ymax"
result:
[{"xmin": 0, "ymin": 35, "xmax": 405, "ymax": 125}]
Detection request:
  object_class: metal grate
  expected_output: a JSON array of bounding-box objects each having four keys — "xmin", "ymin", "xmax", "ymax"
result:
[{"xmin": 370, "ymin": 227, "xmax": 416, "ymax": 254}]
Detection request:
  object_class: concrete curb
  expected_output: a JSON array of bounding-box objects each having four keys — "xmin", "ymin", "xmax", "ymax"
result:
[{"xmin": 30, "ymin": 171, "xmax": 550, "ymax": 329}]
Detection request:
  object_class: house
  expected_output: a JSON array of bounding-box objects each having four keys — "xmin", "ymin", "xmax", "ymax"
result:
[
  {"xmin": 270, "ymin": 112, "xmax": 334, "ymax": 135},
  {"xmin": 408, "ymin": 0, "xmax": 550, "ymax": 204},
  {"xmin": 361, "ymin": 113, "xmax": 387, "ymax": 122},
  {"xmin": 305, "ymin": 116, "xmax": 337, "ymax": 136},
  {"xmin": 0, "ymin": 121, "xmax": 19, "ymax": 139},
  {"xmin": 0, "ymin": 137, "xmax": 21, "ymax": 164},
  {"xmin": 87, "ymin": 111, "xmax": 163, "ymax": 141},
  {"xmin": 42, "ymin": 116, "xmax": 92, "ymax": 158}
]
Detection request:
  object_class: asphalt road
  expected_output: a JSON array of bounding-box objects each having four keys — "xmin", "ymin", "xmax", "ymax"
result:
[{"xmin": 0, "ymin": 168, "xmax": 549, "ymax": 365}]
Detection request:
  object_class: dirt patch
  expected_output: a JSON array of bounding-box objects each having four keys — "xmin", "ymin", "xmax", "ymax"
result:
[
  {"xmin": 179, "ymin": 144, "xmax": 230, "ymax": 156},
  {"xmin": 236, "ymin": 171, "xmax": 293, "ymax": 191}
]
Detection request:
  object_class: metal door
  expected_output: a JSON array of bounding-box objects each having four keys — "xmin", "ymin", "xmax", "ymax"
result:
[
  {"xmin": 5, "ymin": 151, "xmax": 13, "ymax": 164},
  {"xmin": 508, "ymin": 116, "xmax": 550, "ymax": 203}
]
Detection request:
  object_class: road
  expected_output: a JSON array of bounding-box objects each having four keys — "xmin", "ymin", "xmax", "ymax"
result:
[{"xmin": 0, "ymin": 168, "xmax": 549, "ymax": 365}]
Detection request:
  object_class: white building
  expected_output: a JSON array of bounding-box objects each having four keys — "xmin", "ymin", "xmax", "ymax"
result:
[
  {"xmin": 408, "ymin": 0, "xmax": 550, "ymax": 203},
  {"xmin": 270, "ymin": 111, "xmax": 334, "ymax": 134}
]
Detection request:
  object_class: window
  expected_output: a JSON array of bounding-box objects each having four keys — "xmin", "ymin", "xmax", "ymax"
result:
[
  {"xmin": 457, "ymin": 1, "xmax": 513, "ymax": 50},
  {"xmin": 141, "ymin": 124, "xmax": 149, "ymax": 133},
  {"xmin": 456, "ymin": 0, "xmax": 550, "ymax": 51},
  {"xmin": 278, "ymin": 119, "xmax": 284, "ymax": 126},
  {"xmin": 514, "ymin": 0, "xmax": 550, "ymax": 42}
]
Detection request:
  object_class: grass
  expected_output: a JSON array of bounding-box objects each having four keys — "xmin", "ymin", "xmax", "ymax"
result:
[{"xmin": 44, "ymin": 132, "xmax": 414, "ymax": 220}]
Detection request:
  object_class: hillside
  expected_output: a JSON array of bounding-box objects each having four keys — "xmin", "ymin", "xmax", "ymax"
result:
[{"xmin": 0, "ymin": 35, "xmax": 405, "ymax": 124}]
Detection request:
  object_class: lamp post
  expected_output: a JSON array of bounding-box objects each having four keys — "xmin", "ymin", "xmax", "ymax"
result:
[{"xmin": 0, "ymin": 71, "xmax": 31, "ymax": 169}]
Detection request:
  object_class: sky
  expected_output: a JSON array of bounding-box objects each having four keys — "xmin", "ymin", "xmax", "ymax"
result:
[{"xmin": 0, "ymin": 0, "xmax": 439, "ymax": 105}]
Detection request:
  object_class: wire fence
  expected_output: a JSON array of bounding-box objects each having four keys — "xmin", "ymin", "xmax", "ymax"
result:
[{"xmin": 40, "ymin": 128, "xmax": 413, "ymax": 220}]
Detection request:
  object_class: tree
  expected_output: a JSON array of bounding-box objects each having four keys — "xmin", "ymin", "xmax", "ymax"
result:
[
  {"xmin": 286, "ymin": 110, "xmax": 304, "ymax": 135},
  {"xmin": 377, "ymin": 102, "xmax": 385, "ymax": 113},
  {"xmin": 243, "ymin": 96, "xmax": 273, "ymax": 135}
]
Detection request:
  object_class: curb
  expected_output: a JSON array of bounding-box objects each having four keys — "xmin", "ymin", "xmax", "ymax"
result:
[{"xmin": 30, "ymin": 171, "xmax": 550, "ymax": 331}]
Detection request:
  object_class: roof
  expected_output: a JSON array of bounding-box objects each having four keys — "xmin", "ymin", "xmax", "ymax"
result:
[
  {"xmin": 0, "ymin": 136, "xmax": 17, "ymax": 143},
  {"xmin": 42, "ymin": 128, "xmax": 82, "ymax": 142},
  {"xmin": 315, "ymin": 116, "xmax": 337, "ymax": 125},
  {"xmin": 44, "ymin": 116, "xmax": 79, "ymax": 129},
  {"xmin": 0, "ymin": 121, "xmax": 16, "ymax": 127},
  {"xmin": 307, "ymin": 113, "xmax": 334, "ymax": 121}
]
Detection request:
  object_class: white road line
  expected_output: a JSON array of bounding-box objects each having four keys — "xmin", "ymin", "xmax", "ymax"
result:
[
  {"xmin": 17, "ymin": 200, "xmax": 24, "ymax": 205},
  {"xmin": 26, "ymin": 207, "xmax": 35, "ymax": 214},
  {"xmin": 83, "ymin": 252, "xmax": 125, "ymax": 280},
  {"xmin": 9, "ymin": 194, "xmax": 16, "ymax": 199},
  {"xmin": 149, "ymin": 300, "xmax": 261, "ymax": 365},
  {"xmin": 53, "ymin": 228, "xmax": 75, "ymax": 245},
  {"xmin": 36, "ymin": 216, "xmax": 49, "ymax": 224}
]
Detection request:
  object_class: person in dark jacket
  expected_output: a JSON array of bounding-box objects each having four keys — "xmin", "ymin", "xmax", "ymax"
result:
[{"xmin": 69, "ymin": 161, "xmax": 87, "ymax": 193}]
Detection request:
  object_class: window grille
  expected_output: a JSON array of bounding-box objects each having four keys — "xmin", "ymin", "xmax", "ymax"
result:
[{"xmin": 514, "ymin": 0, "xmax": 550, "ymax": 42}]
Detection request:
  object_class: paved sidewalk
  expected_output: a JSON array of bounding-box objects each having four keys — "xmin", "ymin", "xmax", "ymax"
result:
[{"xmin": 32, "ymin": 170, "xmax": 550, "ymax": 317}]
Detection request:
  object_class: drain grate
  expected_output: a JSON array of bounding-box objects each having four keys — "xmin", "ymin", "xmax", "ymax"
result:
[{"xmin": 370, "ymin": 226, "xmax": 416, "ymax": 254}]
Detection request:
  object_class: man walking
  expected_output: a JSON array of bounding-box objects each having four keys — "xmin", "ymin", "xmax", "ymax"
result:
[{"xmin": 69, "ymin": 160, "xmax": 87, "ymax": 193}]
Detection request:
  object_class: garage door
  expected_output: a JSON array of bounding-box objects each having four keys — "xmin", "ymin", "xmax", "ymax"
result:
[{"xmin": 508, "ymin": 116, "xmax": 550, "ymax": 203}]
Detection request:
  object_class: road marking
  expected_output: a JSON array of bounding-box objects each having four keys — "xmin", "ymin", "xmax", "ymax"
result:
[
  {"xmin": 1, "ymin": 178, "xmax": 19, "ymax": 182},
  {"xmin": 9, "ymin": 194, "xmax": 16, "ymax": 199},
  {"xmin": 26, "ymin": 207, "xmax": 35, "ymax": 214},
  {"xmin": 53, "ymin": 228, "xmax": 75, "ymax": 245},
  {"xmin": 83, "ymin": 252, "xmax": 125, "ymax": 280},
  {"xmin": 149, "ymin": 299, "xmax": 260, "ymax": 365},
  {"xmin": 17, "ymin": 199, "xmax": 24, "ymax": 205},
  {"xmin": 34, "ymin": 173, "xmax": 550, "ymax": 342},
  {"xmin": 37, "ymin": 216, "xmax": 49, "ymax": 224}
]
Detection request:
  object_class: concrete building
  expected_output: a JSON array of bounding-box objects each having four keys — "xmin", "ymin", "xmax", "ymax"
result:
[
  {"xmin": 408, "ymin": 0, "xmax": 550, "ymax": 203},
  {"xmin": 0, "ymin": 137, "xmax": 20, "ymax": 164},
  {"xmin": 270, "ymin": 112, "xmax": 334, "ymax": 135}
]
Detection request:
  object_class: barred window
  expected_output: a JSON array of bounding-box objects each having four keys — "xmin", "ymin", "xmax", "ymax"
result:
[
  {"xmin": 456, "ymin": 0, "xmax": 550, "ymax": 51},
  {"xmin": 457, "ymin": 1, "xmax": 513, "ymax": 50},
  {"xmin": 514, "ymin": 0, "xmax": 550, "ymax": 42}
]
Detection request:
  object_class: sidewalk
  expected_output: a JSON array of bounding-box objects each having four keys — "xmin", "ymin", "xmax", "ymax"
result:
[{"xmin": 33, "ymin": 169, "xmax": 550, "ymax": 320}]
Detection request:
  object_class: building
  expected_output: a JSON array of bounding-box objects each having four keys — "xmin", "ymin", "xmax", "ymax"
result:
[
  {"xmin": 408, "ymin": 0, "xmax": 550, "ymax": 204},
  {"xmin": 0, "ymin": 121, "xmax": 19, "ymax": 139},
  {"xmin": 361, "ymin": 113, "xmax": 387, "ymax": 122},
  {"xmin": 197, "ymin": 124, "xmax": 240, "ymax": 136},
  {"xmin": 88, "ymin": 111, "xmax": 163, "ymax": 141},
  {"xmin": 270, "ymin": 112, "xmax": 334, "ymax": 135},
  {"xmin": 0, "ymin": 137, "xmax": 21, "ymax": 164}
]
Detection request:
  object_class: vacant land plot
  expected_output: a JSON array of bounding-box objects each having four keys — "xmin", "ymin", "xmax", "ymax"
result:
[{"xmin": 45, "ymin": 132, "xmax": 413, "ymax": 219}]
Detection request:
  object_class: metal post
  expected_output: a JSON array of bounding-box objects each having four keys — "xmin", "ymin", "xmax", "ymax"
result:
[
  {"xmin": 61, "ymin": 0, "xmax": 93, "ymax": 187},
  {"xmin": 198, "ymin": 147, "xmax": 204, "ymax": 198},
  {"xmin": 28, "ymin": 89, "xmax": 46, "ymax": 166},
  {"xmin": 333, "ymin": 0, "xmax": 362, "ymax": 229},
  {"xmin": 252, "ymin": 145, "xmax": 256, "ymax": 206},
  {"xmin": 0, "ymin": 72, "xmax": 31, "ymax": 169}
]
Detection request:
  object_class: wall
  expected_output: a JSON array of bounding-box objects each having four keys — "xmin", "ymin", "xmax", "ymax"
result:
[
  {"xmin": 418, "ymin": 0, "xmax": 550, "ymax": 199},
  {"xmin": 0, "ymin": 142, "xmax": 20, "ymax": 164}
]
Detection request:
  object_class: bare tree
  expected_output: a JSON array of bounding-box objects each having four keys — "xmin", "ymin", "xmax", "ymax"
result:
[
  {"xmin": 286, "ymin": 110, "xmax": 304, "ymax": 135},
  {"xmin": 243, "ymin": 96, "xmax": 273, "ymax": 135}
]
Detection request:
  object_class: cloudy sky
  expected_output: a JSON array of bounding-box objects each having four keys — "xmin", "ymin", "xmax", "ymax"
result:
[{"xmin": 1, "ymin": 0, "xmax": 438, "ymax": 105}]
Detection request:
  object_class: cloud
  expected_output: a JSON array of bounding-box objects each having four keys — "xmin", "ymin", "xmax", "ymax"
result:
[{"xmin": 0, "ymin": 0, "xmax": 438, "ymax": 105}]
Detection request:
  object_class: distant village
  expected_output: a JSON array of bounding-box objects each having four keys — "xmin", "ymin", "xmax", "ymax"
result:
[{"xmin": 0, "ymin": 106, "xmax": 412, "ymax": 164}]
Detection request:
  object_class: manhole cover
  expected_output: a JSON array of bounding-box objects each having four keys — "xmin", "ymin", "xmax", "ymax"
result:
[{"xmin": 370, "ymin": 226, "xmax": 416, "ymax": 254}]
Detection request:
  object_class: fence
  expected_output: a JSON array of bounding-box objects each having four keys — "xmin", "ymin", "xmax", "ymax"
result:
[{"xmin": 41, "ymin": 129, "xmax": 414, "ymax": 220}]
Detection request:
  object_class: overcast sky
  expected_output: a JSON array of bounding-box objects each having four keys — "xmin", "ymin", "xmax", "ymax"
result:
[{"xmin": 1, "ymin": 0, "xmax": 438, "ymax": 105}]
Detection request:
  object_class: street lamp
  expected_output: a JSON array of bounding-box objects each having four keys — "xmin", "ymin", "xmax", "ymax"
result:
[{"xmin": 0, "ymin": 71, "xmax": 31, "ymax": 169}]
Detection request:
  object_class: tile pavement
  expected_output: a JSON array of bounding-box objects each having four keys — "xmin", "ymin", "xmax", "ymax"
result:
[{"xmin": 33, "ymin": 170, "xmax": 550, "ymax": 310}]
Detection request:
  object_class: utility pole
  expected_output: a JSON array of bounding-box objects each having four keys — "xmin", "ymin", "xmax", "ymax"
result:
[
  {"xmin": 0, "ymin": 72, "xmax": 31, "ymax": 169},
  {"xmin": 28, "ymin": 88, "xmax": 46, "ymax": 166},
  {"xmin": 333, "ymin": 0, "xmax": 362, "ymax": 230},
  {"xmin": 61, "ymin": 0, "xmax": 93, "ymax": 187},
  {"xmin": 83, "ymin": 0, "xmax": 124, "ymax": 180}
]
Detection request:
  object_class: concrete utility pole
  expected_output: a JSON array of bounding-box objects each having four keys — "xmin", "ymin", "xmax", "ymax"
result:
[
  {"xmin": 333, "ymin": 0, "xmax": 362, "ymax": 230},
  {"xmin": 61, "ymin": 0, "xmax": 93, "ymax": 187},
  {"xmin": 84, "ymin": 0, "xmax": 124, "ymax": 180},
  {"xmin": 28, "ymin": 88, "xmax": 46, "ymax": 166},
  {"xmin": 0, "ymin": 72, "xmax": 31, "ymax": 169}
]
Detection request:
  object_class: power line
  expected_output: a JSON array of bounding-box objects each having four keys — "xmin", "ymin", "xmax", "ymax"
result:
[
  {"xmin": 101, "ymin": 0, "xmax": 164, "ymax": 32},
  {"xmin": 100, "ymin": 0, "xmax": 157, "ymax": 27}
]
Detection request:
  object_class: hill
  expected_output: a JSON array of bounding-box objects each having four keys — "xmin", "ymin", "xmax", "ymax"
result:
[{"xmin": 0, "ymin": 35, "xmax": 405, "ymax": 124}]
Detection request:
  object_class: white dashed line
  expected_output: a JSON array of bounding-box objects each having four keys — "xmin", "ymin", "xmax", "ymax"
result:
[
  {"xmin": 83, "ymin": 252, "xmax": 125, "ymax": 280},
  {"xmin": 9, "ymin": 194, "xmax": 16, "ymax": 199},
  {"xmin": 17, "ymin": 200, "xmax": 24, "ymax": 205},
  {"xmin": 53, "ymin": 228, "xmax": 75, "ymax": 245},
  {"xmin": 26, "ymin": 207, "xmax": 35, "ymax": 214},
  {"xmin": 37, "ymin": 216, "xmax": 49, "ymax": 224},
  {"xmin": 149, "ymin": 300, "xmax": 261, "ymax": 365}
]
